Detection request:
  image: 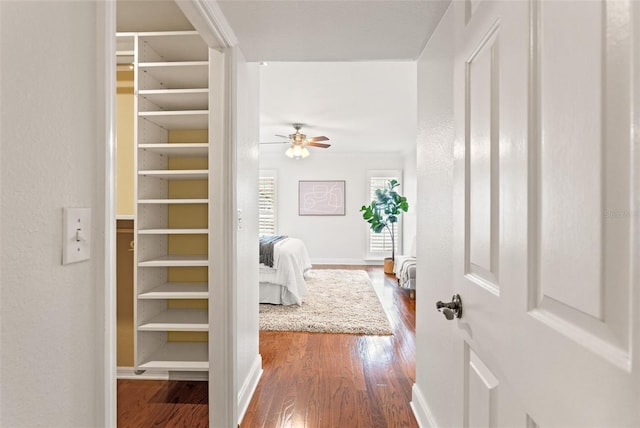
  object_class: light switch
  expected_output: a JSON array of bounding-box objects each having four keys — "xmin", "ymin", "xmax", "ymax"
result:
[{"xmin": 62, "ymin": 207, "xmax": 91, "ymax": 265}]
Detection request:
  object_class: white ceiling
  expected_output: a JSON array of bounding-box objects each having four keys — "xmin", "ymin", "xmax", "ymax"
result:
[
  {"xmin": 217, "ymin": 0, "xmax": 451, "ymax": 62},
  {"xmin": 117, "ymin": 0, "xmax": 194, "ymax": 32},
  {"xmin": 117, "ymin": 0, "xmax": 450, "ymax": 155},
  {"xmin": 259, "ymin": 61, "xmax": 417, "ymax": 156}
]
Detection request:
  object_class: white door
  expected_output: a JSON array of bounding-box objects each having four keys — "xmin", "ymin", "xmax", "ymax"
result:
[{"xmin": 450, "ymin": 1, "xmax": 640, "ymax": 426}]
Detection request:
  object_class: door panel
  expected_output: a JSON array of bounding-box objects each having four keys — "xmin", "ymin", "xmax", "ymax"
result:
[
  {"xmin": 454, "ymin": 2, "xmax": 528, "ymax": 425},
  {"xmin": 537, "ymin": 0, "xmax": 604, "ymax": 319},
  {"xmin": 466, "ymin": 22, "xmax": 500, "ymax": 293},
  {"xmin": 453, "ymin": 1, "xmax": 639, "ymax": 427},
  {"xmin": 465, "ymin": 347, "xmax": 499, "ymax": 428},
  {"xmin": 529, "ymin": 0, "xmax": 633, "ymax": 368}
]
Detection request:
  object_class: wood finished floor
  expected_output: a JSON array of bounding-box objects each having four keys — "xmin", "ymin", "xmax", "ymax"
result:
[{"xmin": 117, "ymin": 266, "xmax": 417, "ymax": 428}]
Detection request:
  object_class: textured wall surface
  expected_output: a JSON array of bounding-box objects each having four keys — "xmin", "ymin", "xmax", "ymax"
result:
[
  {"xmin": 0, "ymin": 2, "xmax": 106, "ymax": 426},
  {"xmin": 413, "ymin": 4, "xmax": 456, "ymax": 427},
  {"xmin": 234, "ymin": 53, "xmax": 262, "ymax": 421}
]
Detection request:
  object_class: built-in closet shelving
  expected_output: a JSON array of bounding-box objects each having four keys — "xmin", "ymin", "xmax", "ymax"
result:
[{"xmin": 119, "ymin": 30, "xmax": 212, "ymax": 373}]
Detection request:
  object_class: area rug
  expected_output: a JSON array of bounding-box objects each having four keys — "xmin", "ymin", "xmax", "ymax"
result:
[{"xmin": 259, "ymin": 269, "xmax": 393, "ymax": 335}]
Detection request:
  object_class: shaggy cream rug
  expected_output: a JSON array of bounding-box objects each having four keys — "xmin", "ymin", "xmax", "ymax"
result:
[{"xmin": 259, "ymin": 269, "xmax": 393, "ymax": 335}]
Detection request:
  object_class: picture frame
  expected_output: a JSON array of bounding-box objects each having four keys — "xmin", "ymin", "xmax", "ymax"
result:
[{"xmin": 298, "ymin": 180, "xmax": 346, "ymax": 216}]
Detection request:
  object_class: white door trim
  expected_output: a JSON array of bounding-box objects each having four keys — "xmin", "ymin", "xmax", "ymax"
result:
[
  {"xmin": 102, "ymin": 1, "xmax": 239, "ymax": 426},
  {"xmin": 98, "ymin": 0, "xmax": 117, "ymax": 426},
  {"xmin": 176, "ymin": 3, "xmax": 240, "ymax": 426}
]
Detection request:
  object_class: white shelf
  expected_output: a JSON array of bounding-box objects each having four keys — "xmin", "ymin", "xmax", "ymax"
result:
[
  {"xmin": 138, "ymin": 62, "xmax": 209, "ymax": 89},
  {"xmin": 139, "ymin": 110, "xmax": 208, "ymax": 129},
  {"xmin": 139, "ymin": 283, "xmax": 208, "ymax": 299},
  {"xmin": 138, "ymin": 255, "xmax": 208, "ymax": 267},
  {"xmin": 134, "ymin": 30, "xmax": 211, "ymax": 374},
  {"xmin": 116, "ymin": 34, "xmax": 135, "ymax": 51},
  {"xmin": 139, "ymin": 89, "xmax": 208, "ymax": 110},
  {"xmin": 138, "ymin": 32, "xmax": 208, "ymax": 62},
  {"xmin": 139, "ymin": 308, "xmax": 208, "ymax": 332},
  {"xmin": 139, "ymin": 143, "xmax": 208, "ymax": 157},
  {"xmin": 137, "ymin": 342, "xmax": 208, "ymax": 372},
  {"xmin": 138, "ymin": 228, "xmax": 208, "ymax": 235},
  {"xmin": 138, "ymin": 169, "xmax": 208, "ymax": 180},
  {"xmin": 138, "ymin": 198, "xmax": 208, "ymax": 204},
  {"xmin": 116, "ymin": 51, "xmax": 134, "ymax": 65}
]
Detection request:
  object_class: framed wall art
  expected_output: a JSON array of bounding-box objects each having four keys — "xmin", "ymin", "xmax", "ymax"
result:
[{"xmin": 298, "ymin": 180, "xmax": 346, "ymax": 216}]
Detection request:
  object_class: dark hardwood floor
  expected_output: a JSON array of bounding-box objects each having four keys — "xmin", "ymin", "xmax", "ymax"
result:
[
  {"xmin": 118, "ymin": 379, "xmax": 208, "ymax": 427},
  {"xmin": 117, "ymin": 266, "xmax": 417, "ymax": 427}
]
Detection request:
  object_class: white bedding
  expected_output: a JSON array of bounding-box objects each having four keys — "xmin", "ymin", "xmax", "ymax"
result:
[{"xmin": 259, "ymin": 237, "xmax": 312, "ymax": 305}]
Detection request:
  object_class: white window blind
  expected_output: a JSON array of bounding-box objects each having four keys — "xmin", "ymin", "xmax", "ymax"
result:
[
  {"xmin": 259, "ymin": 172, "xmax": 277, "ymax": 235},
  {"xmin": 367, "ymin": 171, "xmax": 402, "ymax": 257}
]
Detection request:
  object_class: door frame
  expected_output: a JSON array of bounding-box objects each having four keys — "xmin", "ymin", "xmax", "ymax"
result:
[
  {"xmin": 101, "ymin": 1, "xmax": 239, "ymax": 426},
  {"xmin": 98, "ymin": 1, "xmax": 117, "ymax": 425}
]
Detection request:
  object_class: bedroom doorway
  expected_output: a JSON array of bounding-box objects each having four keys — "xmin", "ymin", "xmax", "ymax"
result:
[{"xmin": 255, "ymin": 60, "xmax": 419, "ymax": 422}]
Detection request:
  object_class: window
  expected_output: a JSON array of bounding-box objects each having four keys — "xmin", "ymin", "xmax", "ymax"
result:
[
  {"xmin": 259, "ymin": 170, "xmax": 277, "ymax": 235},
  {"xmin": 366, "ymin": 170, "xmax": 402, "ymax": 258}
]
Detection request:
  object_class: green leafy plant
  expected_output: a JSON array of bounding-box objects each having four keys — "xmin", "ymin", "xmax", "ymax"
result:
[{"xmin": 360, "ymin": 179, "xmax": 409, "ymax": 261}]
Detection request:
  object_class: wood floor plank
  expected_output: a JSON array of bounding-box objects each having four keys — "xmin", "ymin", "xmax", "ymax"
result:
[{"xmin": 117, "ymin": 266, "xmax": 417, "ymax": 427}]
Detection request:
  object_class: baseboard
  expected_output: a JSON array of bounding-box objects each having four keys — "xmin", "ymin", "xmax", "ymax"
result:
[
  {"xmin": 411, "ymin": 384, "xmax": 438, "ymax": 428},
  {"xmin": 117, "ymin": 366, "xmax": 207, "ymax": 381},
  {"xmin": 237, "ymin": 355, "xmax": 263, "ymax": 425}
]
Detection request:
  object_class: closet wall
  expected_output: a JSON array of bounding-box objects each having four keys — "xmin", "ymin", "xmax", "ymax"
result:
[
  {"xmin": 115, "ymin": 2, "xmax": 263, "ymax": 423},
  {"xmin": 113, "ymin": 29, "xmax": 214, "ymax": 374},
  {"xmin": 116, "ymin": 67, "xmax": 135, "ymax": 366},
  {"xmin": 115, "ymin": 2, "xmax": 210, "ymax": 373}
]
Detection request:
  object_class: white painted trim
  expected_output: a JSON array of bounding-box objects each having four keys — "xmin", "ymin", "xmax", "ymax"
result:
[
  {"xmin": 116, "ymin": 214, "xmax": 134, "ymax": 220},
  {"xmin": 237, "ymin": 355, "xmax": 263, "ymax": 425},
  {"xmin": 169, "ymin": 371, "xmax": 209, "ymax": 381},
  {"xmin": 208, "ymin": 46, "xmax": 237, "ymax": 427},
  {"xmin": 117, "ymin": 367, "xmax": 208, "ymax": 381},
  {"xmin": 411, "ymin": 384, "xmax": 438, "ymax": 428},
  {"xmin": 175, "ymin": 0, "xmax": 238, "ymax": 49},
  {"xmin": 117, "ymin": 367, "xmax": 168, "ymax": 380},
  {"xmin": 99, "ymin": 1, "xmax": 117, "ymax": 427}
]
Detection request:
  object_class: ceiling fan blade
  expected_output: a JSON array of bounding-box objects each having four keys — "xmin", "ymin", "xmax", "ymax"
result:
[
  {"xmin": 275, "ymin": 134, "xmax": 290, "ymax": 139},
  {"xmin": 308, "ymin": 136, "xmax": 329, "ymax": 142},
  {"xmin": 260, "ymin": 141, "xmax": 290, "ymax": 145},
  {"xmin": 306, "ymin": 142, "xmax": 331, "ymax": 148}
]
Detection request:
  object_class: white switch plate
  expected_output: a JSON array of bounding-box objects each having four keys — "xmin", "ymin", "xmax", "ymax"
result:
[{"xmin": 62, "ymin": 207, "xmax": 91, "ymax": 265}]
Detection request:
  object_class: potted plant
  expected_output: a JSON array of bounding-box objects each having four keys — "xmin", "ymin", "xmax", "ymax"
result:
[{"xmin": 360, "ymin": 179, "xmax": 409, "ymax": 274}]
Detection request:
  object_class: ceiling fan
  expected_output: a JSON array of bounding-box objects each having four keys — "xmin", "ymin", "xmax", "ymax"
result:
[{"xmin": 261, "ymin": 123, "xmax": 331, "ymax": 158}]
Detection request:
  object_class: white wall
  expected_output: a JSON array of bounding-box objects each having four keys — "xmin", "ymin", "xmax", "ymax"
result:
[
  {"xmin": 260, "ymin": 152, "xmax": 411, "ymax": 264},
  {"xmin": 0, "ymin": 1, "xmax": 108, "ymax": 426},
  {"xmin": 411, "ymin": 4, "xmax": 456, "ymax": 427},
  {"xmin": 233, "ymin": 51, "xmax": 262, "ymax": 421},
  {"xmin": 403, "ymin": 150, "xmax": 417, "ymax": 254}
]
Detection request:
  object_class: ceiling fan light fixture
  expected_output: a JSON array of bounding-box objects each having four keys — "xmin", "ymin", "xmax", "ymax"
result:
[
  {"xmin": 284, "ymin": 144, "xmax": 310, "ymax": 159},
  {"xmin": 272, "ymin": 124, "xmax": 328, "ymax": 159},
  {"xmin": 285, "ymin": 146, "xmax": 295, "ymax": 158}
]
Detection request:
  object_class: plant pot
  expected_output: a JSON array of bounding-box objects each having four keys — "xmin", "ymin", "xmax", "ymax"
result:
[{"xmin": 383, "ymin": 258, "xmax": 395, "ymax": 274}]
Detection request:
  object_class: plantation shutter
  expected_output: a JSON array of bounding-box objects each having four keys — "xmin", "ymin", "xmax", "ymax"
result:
[
  {"xmin": 368, "ymin": 175, "xmax": 400, "ymax": 256},
  {"xmin": 259, "ymin": 174, "xmax": 276, "ymax": 235}
]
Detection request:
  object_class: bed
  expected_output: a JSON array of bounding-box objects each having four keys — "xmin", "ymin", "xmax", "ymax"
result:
[
  {"xmin": 393, "ymin": 236, "xmax": 417, "ymax": 299},
  {"xmin": 259, "ymin": 236, "xmax": 312, "ymax": 305}
]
